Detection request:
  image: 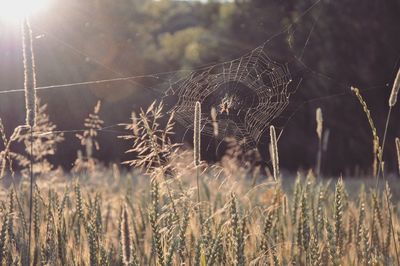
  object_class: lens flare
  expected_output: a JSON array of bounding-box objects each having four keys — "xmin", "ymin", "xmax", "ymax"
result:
[{"xmin": 0, "ymin": 0, "xmax": 50, "ymax": 22}]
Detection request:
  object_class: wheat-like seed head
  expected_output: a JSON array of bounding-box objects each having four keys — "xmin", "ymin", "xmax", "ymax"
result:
[
  {"xmin": 211, "ymin": 107, "xmax": 218, "ymax": 137},
  {"xmin": 389, "ymin": 68, "xmax": 400, "ymax": 107},
  {"xmin": 22, "ymin": 18, "xmax": 37, "ymax": 127},
  {"xmin": 194, "ymin": 101, "xmax": 201, "ymax": 166},
  {"xmin": 269, "ymin": 125, "xmax": 279, "ymax": 181},
  {"xmin": 121, "ymin": 204, "xmax": 133, "ymax": 265},
  {"xmin": 351, "ymin": 86, "xmax": 381, "ymax": 176},
  {"xmin": 94, "ymin": 100, "xmax": 101, "ymax": 114},
  {"xmin": 316, "ymin": 107, "xmax": 323, "ymax": 140},
  {"xmin": 334, "ymin": 177, "xmax": 344, "ymax": 256}
]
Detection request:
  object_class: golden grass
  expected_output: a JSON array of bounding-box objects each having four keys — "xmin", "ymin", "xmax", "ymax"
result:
[{"xmin": 0, "ymin": 98, "xmax": 398, "ymax": 265}]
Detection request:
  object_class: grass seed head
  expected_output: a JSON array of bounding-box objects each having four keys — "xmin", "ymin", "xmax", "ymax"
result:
[
  {"xmin": 316, "ymin": 107, "xmax": 323, "ymax": 140},
  {"xmin": 269, "ymin": 125, "xmax": 279, "ymax": 181},
  {"xmin": 396, "ymin": 137, "xmax": 400, "ymax": 175},
  {"xmin": 194, "ymin": 101, "xmax": 201, "ymax": 166},
  {"xmin": 351, "ymin": 86, "xmax": 381, "ymax": 176},
  {"xmin": 121, "ymin": 205, "xmax": 133, "ymax": 265},
  {"xmin": 211, "ymin": 107, "xmax": 219, "ymax": 137},
  {"xmin": 22, "ymin": 18, "xmax": 37, "ymax": 127},
  {"xmin": 389, "ymin": 67, "xmax": 400, "ymax": 107}
]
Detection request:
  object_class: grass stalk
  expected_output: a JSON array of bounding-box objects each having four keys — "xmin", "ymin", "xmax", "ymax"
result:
[
  {"xmin": 377, "ymin": 68, "xmax": 400, "ymax": 265},
  {"xmin": 396, "ymin": 138, "xmax": 400, "ymax": 175},
  {"xmin": 194, "ymin": 101, "xmax": 201, "ymax": 203},
  {"xmin": 376, "ymin": 67, "xmax": 400, "ymax": 186},
  {"xmin": 315, "ymin": 108, "xmax": 323, "ymax": 178},
  {"xmin": 351, "ymin": 83, "xmax": 400, "ymax": 264},
  {"xmin": 375, "ymin": 107, "xmax": 391, "ymax": 188},
  {"xmin": 383, "ymin": 181, "xmax": 400, "ymax": 266},
  {"xmin": 269, "ymin": 125, "xmax": 279, "ymax": 181},
  {"xmin": 22, "ymin": 16, "xmax": 37, "ymax": 266},
  {"xmin": 350, "ymin": 87, "xmax": 380, "ymax": 179},
  {"xmin": 28, "ymin": 128, "xmax": 34, "ymax": 263}
]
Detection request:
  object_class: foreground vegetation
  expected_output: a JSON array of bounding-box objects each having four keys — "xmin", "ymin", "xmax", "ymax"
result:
[
  {"xmin": 0, "ymin": 158, "xmax": 399, "ymax": 265},
  {"xmin": 0, "ymin": 97, "xmax": 398, "ymax": 266},
  {"xmin": 0, "ymin": 18, "xmax": 399, "ymax": 265}
]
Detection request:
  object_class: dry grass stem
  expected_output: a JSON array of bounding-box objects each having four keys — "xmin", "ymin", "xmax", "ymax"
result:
[
  {"xmin": 351, "ymin": 86, "xmax": 381, "ymax": 177},
  {"xmin": 269, "ymin": 125, "xmax": 279, "ymax": 181},
  {"xmin": 194, "ymin": 101, "xmax": 201, "ymax": 167},
  {"xmin": 22, "ymin": 18, "xmax": 37, "ymax": 128},
  {"xmin": 389, "ymin": 67, "xmax": 400, "ymax": 107},
  {"xmin": 396, "ymin": 137, "xmax": 400, "ymax": 175}
]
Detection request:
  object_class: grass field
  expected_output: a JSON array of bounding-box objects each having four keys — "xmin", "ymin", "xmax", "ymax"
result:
[
  {"xmin": 0, "ymin": 13, "xmax": 399, "ymax": 266},
  {"xmin": 0, "ymin": 94, "xmax": 399, "ymax": 265}
]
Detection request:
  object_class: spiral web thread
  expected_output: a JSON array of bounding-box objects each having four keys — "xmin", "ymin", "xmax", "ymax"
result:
[{"xmin": 166, "ymin": 43, "xmax": 293, "ymax": 150}]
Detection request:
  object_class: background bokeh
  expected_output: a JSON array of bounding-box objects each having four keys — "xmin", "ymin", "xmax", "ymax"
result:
[{"xmin": 0, "ymin": 0, "xmax": 399, "ymax": 175}]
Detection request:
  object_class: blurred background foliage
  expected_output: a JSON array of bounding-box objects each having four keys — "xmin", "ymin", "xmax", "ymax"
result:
[{"xmin": 0, "ymin": 0, "xmax": 399, "ymax": 175}]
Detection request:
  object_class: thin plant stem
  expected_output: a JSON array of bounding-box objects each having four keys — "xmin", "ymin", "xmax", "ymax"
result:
[
  {"xmin": 161, "ymin": 169, "xmax": 178, "ymax": 220},
  {"xmin": 142, "ymin": 113, "xmax": 178, "ymax": 220},
  {"xmin": 22, "ymin": 16, "xmax": 37, "ymax": 265},
  {"xmin": 11, "ymin": 180, "xmax": 27, "ymax": 234},
  {"xmin": 374, "ymin": 106, "xmax": 399, "ymax": 265},
  {"xmin": 196, "ymin": 165, "xmax": 202, "ymax": 233},
  {"xmin": 196, "ymin": 166, "xmax": 200, "ymax": 203},
  {"xmin": 383, "ymin": 183, "xmax": 400, "ymax": 266},
  {"xmin": 316, "ymin": 137, "xmax": 322, "ymax": 179},
  {"xmin": 375, "ymin": 107, "xmax": 392, "ymax": 189},
  {"xmin": 28, "ymin": 127, "xmax": 34, "ymax": 266}
]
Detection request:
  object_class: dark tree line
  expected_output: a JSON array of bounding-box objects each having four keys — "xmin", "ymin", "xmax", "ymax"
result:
[{"xmin": 0, "ymin": 0, "xmax": 399, "ymax": 174}]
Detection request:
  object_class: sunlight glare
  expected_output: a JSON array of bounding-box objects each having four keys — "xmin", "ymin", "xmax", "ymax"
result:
[{"xmin": 0, "ymin": 0, "xmax": 51, "ymax": 23}]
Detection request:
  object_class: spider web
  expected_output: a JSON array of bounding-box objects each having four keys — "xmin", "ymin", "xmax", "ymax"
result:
[
  {"xmin": 0, "ymin": 0, "xmax": 342, "ymax": 152},
  {"xmin": 164, "ymin": 43, "xmax": 293, "ymax": 151}
]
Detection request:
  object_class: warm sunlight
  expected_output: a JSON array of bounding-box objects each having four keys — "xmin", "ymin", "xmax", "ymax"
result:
[{"xmin": 0, "ymin": 0, "xmax": 50, "ymax": 22}]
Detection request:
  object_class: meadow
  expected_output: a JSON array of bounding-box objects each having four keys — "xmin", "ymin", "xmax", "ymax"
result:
[
  {"xmin": 0, "ymin": 82, "xmax": 399, "ymax": 266},
  {"xmin": 0, "ymin": 9, "xmax": 400, "ymax": 266}
]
